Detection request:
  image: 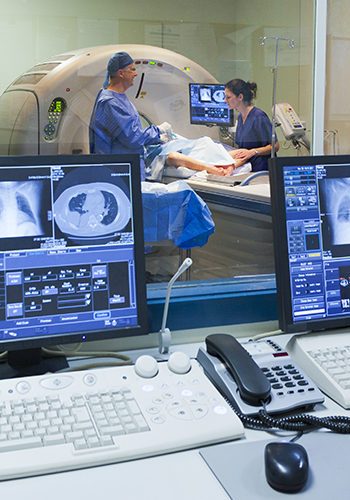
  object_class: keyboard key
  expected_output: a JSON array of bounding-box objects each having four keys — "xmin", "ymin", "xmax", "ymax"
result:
[
  {"xmin": 0, "ymin": 436, "xmax": 42, "ymax": 452},
  {"xmin": 43, "ymin": 434, "xmax": 65, "ymax": 446},
  {"xmin": 74, "ymin": 439, "xmax": 88, "ymax": 450},
  {"xmin": 99, "ymin": 425, "xmax": 125, "ymax": 436},
  {"xmin": 71, "ymin": 407, "xmax": 90, "ymax": 422}
]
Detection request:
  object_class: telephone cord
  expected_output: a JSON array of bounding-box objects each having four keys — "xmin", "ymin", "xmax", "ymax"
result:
[{"xmin": 231, "ymin": 405, "xmax": 350, "ymax": 434}]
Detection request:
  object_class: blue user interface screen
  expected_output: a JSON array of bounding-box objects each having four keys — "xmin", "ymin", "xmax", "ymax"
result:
[
  {"xmin": 0, "ymin": 161, "xmax": 140, "ymax": 342},
  {"xmin": 283, "ymin": 162, "xmax": 350, "ymax": 324},
  {"xmin": 189, "ymin": 83, "xmax": 233, "ymax": 126}
]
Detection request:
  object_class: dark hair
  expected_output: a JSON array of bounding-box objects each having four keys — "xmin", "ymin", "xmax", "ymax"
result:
[{"xmin": 225, "ymin": 79, "xmax": 257, "ymax": 104}]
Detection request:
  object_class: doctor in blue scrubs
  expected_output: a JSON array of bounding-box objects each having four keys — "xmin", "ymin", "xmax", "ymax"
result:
[
  {"xmin": 224, "ymin": 79, "xmax": 278, "ymax": 172},
  {"xmin": 89, "ymin": 51, "xmax": 169, "ymax": 180}
]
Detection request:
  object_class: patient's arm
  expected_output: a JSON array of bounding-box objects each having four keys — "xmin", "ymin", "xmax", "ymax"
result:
[
  {"xmin": 226, "ymin": 151, "xmax": 247, "ymax": 168},
  {"xmin": 166, "ymin": 152, "xmax": 234, "ymax": 176}
]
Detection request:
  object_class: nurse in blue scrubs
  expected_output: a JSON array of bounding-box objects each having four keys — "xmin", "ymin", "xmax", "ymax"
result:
[
  {"xmin": 89, "ymin": 51, "xmax": 168, "ymax": 180},
  {"xmin": 224, "ymin": 79, "xmax": 278, "ymax": 172}
]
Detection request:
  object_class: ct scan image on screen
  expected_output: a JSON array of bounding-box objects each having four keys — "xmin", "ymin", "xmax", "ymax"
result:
[{"xmin": 52, "ymin": 165, "xmax": 131, "ymax": 246}]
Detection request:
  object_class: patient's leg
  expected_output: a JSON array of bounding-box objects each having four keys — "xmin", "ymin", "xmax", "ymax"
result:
[{"xmin": 166, "ymin": 152, "xmax": 233, "ymax": 176}]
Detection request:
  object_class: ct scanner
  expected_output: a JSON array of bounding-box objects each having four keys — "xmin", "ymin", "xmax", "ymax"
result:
[
  {"xmin": 0, "ymin": 44, "xmax": 273, "ymax": 280},
  {"xmin": 0, "ymin": 44, "xmax": 220, "ymax": 156}
]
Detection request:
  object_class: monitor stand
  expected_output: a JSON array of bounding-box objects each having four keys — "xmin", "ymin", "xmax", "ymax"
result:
[{"xmin": 0, "ymin": 348, "xmax": 69, "ymax": 379}]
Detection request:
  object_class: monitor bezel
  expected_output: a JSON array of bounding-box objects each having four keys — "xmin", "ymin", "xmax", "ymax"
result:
[
  {"xmin": 270, "ymin": 154, "xmax": 350, "ymax": 334},
  {"xmin": 189, "ymin": 83, "xmax": 234, "ymax": 127},
  {"xmin": 0, "ymin": 153, "xmax": 149, "ymax": 353}
]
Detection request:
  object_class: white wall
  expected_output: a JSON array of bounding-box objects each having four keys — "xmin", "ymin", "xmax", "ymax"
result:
[{"xmin": 325, "ymin": 0, "xmax": 350, "ymax": 154}]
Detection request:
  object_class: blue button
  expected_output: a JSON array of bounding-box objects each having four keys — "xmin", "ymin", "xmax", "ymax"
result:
[{"xmin": 94, "ymin": 311, "xmax": 111, "ymax": 319}]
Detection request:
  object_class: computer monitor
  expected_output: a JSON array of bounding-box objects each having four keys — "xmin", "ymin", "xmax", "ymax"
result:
[
  {"xmin": 189, "ymin": 83, "xmax": 233, "ymax": 127},
  {"xmin": 270, "ymin": 154, "xmax": 350, "ymax": 334},
  {"xmin": 0, "ymin": 154, "xmax": 148, "ymax": 376}
]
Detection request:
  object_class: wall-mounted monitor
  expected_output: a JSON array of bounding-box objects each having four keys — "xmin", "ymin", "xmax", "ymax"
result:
[
  {"xmin": 189, "ymin": 83, "xmax": 233, "ymax": 127},
  {"xmin": 270, "ymin": 155, "xmax": 350, "ymax": 333}
]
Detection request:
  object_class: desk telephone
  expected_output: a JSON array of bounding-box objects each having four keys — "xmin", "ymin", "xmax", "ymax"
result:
[{"xmin": 197, "ymin": 334, "xmax": 324, "ymax": 416}]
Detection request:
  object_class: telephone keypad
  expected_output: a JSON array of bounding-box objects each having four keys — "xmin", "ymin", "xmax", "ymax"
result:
[{"xmin": 263, "ymin": 362, "xmax": 312, "ymax": 397}]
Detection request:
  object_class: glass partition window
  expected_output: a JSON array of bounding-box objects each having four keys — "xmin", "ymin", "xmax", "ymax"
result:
[{"xmin": 0, "ymin": 0, "xmax": 315, "ymax": 282}]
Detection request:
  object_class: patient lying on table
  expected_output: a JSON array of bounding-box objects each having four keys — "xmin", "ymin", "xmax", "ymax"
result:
[{"xmin": 146, "ymin": 135, "xmax": 251, "ymax": 181}]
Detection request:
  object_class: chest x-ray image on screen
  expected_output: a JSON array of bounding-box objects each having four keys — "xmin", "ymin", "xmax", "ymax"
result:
[
  {"xmin": 0, "ymin": 170, "xmax": 52, "ymax": 251},
  {"xmin": 319, "ymin": 176, "xmax": 350, "ymax": 247},
  {"xmin": 0, "ymin": 181, "xmax": 48, "ymax": 238}
]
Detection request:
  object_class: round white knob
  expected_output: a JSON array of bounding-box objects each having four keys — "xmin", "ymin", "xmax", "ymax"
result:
[
  {"xmin": 134, "ymin": 355, "xmax": 159, "ymax": 378},
  {"xmin": 167, "ymin": 351, "xmax": 191, "ymax": 374}
]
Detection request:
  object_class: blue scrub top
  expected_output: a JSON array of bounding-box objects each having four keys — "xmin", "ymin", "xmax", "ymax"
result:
[
  {"xmin": 235, "ymin": 107, "xmax": 273, "ymax": 172},
  {"xmin": 89, "ymin": 89, "xmax": 161, "ymax": 179}
]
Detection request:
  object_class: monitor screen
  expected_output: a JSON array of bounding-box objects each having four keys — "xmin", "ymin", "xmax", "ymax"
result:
[
  {"xmin": 270, "ymin": 155, "xmax": 350, "ymax": 334},
  {"xmin": 189, "ymin": 83, "xmax": 233, "ymax": 127},
  {"xmin": 0, "ymin": 154, "xmax": 148, "ymax": 373}
]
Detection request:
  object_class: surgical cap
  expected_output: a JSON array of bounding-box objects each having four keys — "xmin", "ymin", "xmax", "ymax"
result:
[{"xmin": 103, "ymin": 52, "xmax": 134, "ymax": 88}]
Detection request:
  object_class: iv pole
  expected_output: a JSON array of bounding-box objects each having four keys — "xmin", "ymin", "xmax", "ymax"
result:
[{"xmin": 259, "ymin": 36, "xmax": 295, "ymax": 158}]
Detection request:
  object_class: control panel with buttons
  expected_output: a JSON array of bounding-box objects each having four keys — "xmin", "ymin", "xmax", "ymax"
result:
[
  {"xmin": 0, "ymin": 352, "xmax": 244, "ymax": 480},
  {"xmin": 43, "ymin": 97, "xmax": 67, "ymax": 141}
]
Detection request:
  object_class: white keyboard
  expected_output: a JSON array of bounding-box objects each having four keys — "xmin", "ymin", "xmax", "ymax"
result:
[
  {"xmin": 0, "ymin": 354, "xmax": 244, "ymax": 480},
  {"xmin": 287, "ymin": 331, "xmax": 350, "ymax": 409}
]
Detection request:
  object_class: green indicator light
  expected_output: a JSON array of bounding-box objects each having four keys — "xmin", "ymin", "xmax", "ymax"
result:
[
  {"xmin": 184, "ymin": 66, "xmax": 191, "ymax": 72},
  {"xmin": 149, "ymin": 61, "xmax": 156, "ymax": 65}
]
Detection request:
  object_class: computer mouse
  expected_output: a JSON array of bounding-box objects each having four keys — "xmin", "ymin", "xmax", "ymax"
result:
[{"xmin": 264, "ymin": 441, "xmax": 309, "ymax": 493}]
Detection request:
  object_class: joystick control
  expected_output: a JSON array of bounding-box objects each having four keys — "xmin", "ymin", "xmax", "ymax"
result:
[
  {"xmin": 167, "ymin": 351, "xmax": 191, "ymax": 374},
  {"xmin": 134, "ymin": 355, "xmax": 159, "ymax": 378}
]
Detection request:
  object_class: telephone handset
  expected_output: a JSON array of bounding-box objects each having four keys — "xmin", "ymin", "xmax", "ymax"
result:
[
  {"xmin": 197, "ymin": 334, "xmax": 324, "ymax": 416},
  {"xmin": 205, "ymin": 334, "xmax": 270, "ymax": 405}
]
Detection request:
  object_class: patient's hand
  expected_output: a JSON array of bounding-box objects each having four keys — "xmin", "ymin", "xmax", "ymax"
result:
[
  {"xmin": 207, "ymin": 166, "xmax": 226, "ymax": 176},
  {"xmin": 224, "ymin": 166, "xmax": 234, "ymax": 176},
  {"xmin": 230, "ymin": 148, "xmax": 254, "ymax": 163},
  {"xmin": 211, "ymin": 166, "xmax": 234, "ymax": 176}
]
